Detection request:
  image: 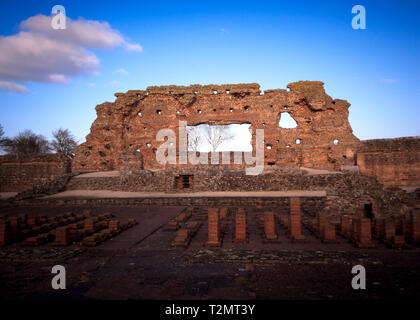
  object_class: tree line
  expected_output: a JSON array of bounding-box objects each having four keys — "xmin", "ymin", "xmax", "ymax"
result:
[{"xmin": 0, "ymin": 124, "xmax": 77, "ymax": 159}]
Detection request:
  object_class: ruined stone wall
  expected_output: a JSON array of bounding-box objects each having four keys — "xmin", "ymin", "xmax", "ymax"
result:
[
  {"xmin": 0, "ymin": 154, "xmax": 69, "ymax": 192},
  {"xmin": 66, "ymin": 170, "xmax": 405, "ymax": 216},
  {"xmin": 357, "ymin": 137, "xmax": 420, "ymax": 187},
  {"xmin": 72, "ymin": 81, "xmax": 361, "ymax": 172}
]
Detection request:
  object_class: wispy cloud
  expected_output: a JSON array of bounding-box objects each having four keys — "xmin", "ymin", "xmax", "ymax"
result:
[
  {"xmin": 0, "ymin": 14, "xmax": 142, "ymax": 93},
  {"xmin": 124, "ymin": 43, "xmax": 143, "ymax": 52},
  {"xmin": 114, "ymin": 68, "xmax": 128, "ymax": 75},
  {"xmin": 87, "ymin": 83, "xmax": 96, "ymax": 87},
  {"xmin": 380, "ymin": 78, "xmax": 397, "ymax": 83},
  {"xmin": 0, "ymin": 81, "xmax": 29, "ymax": 93}
]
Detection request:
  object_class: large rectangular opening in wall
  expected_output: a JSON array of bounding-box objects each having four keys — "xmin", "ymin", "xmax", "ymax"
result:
[
  {"xmin": 186, "ymin": 123, "xmax": 252, "ymax": 152},
  {"xmin": 175, "ymin": 175, "xmax": 193, "ymax": 189}
]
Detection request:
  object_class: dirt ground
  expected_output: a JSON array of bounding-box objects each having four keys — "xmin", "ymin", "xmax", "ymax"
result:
[{"xmin": 0, "ymin": 205, "xmax": 419, "ymax": 300}]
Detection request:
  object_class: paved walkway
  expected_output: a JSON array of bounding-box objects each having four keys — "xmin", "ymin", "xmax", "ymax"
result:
[{"xmin": 44, "ymin": 190, "xmax": 327, "ymax": 199}]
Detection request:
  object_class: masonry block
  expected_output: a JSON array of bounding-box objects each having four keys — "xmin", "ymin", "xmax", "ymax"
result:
[
  {"xmin": 289, "ymin": 198, "xmax": 305, "ymax": 242},
  {"xmin": 340, "ymin": 215, "xmax": 352, "ymax": 238},
  {"xmin": 264, "ymin": 211, "xmax": 278, "ymax": 241},
  {"xmin": 235, "ymin": 209, "xmax": 247, "ymax": 243},
  {"xmin": 205, "ymin": 208, "xmax": 221, "ymax": 247},
  {"xmin": 219, "ymin": 207, "xmax": 228, "ymax": 220}
]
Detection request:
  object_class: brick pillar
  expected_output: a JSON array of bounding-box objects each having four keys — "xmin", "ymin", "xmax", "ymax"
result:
[
  {"xmin": 108, "ymin": 220, "xmax": 120, "ymax": 232},
  {"xmin": 351, "ymin": 218, "xmax": 360, "ymax": 243},
  {"xmin": 0, "ymin": 221, "xmax": 9, "ymax": 246},
  {"xmin": 322, "ymin": 224, "xmax": 336, "ymax": 243},
  {"xmin": 205, "ymin": 208, "xmax": 221, "ymax": 247},
  {"xmin": 84, "ymin": 220, "xmax": 95, "ymax": 233},
  {"xmin": 83, "ymin": 209, "xmax": 92, "ymax": 218},
  {"xmin": 403, "ymin": 212, "xmax": 412, "ymax": 241},
  {"xmin": 373, "ymin": 217, "xmax": 385, "ymax": 239},
  {"xmin": 54, "ymin": 227, "xmax": 70, "ymax": 246},
  {"xmin": 318, "ymin": 213, "xmax": 329, "ymax": 238},
  {"xmin": 412, "ymin": 208, "xmax": 420, "ymax": 243},
  {"xmin": 235, "ymin": 209, "xmax": 247, "ymax": 243},
  {"xmin": 353, "ymin": 218, "xmax": 374, "ymax": 248},
  {"xmin": 340, "ymin": 215, "xmax": 352, "ymax": 238},
  {"xmin": 264, "ymin": 211, "xmax": 278, "ymax": 241},
  {"xmin": 8, "ymin": 217, "xmax": 21, "ymax": 242},
  {"xmin": 384, "ymin": 219, "xmax": 395, "ymax": 243},
  {"xmin": 220, "ymin": 207, "xmax": 228, "ymax": 220},
  {"xmin": 289, "ymin": 198, "xmax": 305, "ymax": 241}
]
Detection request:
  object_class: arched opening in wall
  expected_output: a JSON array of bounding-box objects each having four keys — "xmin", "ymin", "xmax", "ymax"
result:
[
  {"xmin": 333, "ymin": 139, "xmax": 339, "ymax": 145},
  {"xmin": 186, "ymin": 123, "xmax": 252, "ymax": 152},
  {"xmin": 279, "ymin": 112, "xmax": 298, "ymax": 128}
]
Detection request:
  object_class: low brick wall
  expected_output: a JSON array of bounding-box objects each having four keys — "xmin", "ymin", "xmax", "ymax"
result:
[
  {"xmin": 0, "ymin": 154, "xmax": 70, "ymax": 192},
  {"xmin": 357, "ymin": 137, "xmax": 420, "ymax": 187}
]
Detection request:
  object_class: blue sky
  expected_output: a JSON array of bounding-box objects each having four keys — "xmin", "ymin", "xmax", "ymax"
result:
[{"xmin": 0, "ymin": 0, "xmax": 419, "ymax": 144}]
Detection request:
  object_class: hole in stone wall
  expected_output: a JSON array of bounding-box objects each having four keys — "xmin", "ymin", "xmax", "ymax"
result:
[
  {"xmin": 136, "ymin": 148, "xmax": 140, "ymax": 152},
  {"xmin": 295, "ymin": 139, "xmax": 301, "ymax": 144},
  {"xmin": 333, "ymin": 139, "xmax": 339, "ymax": 145},
  {"xmin": 279, "ymin": 112, "xmax": 298, "ymax": 128},
  {"xmin": 85, "ymin": 152, "xmax": 90, "ymax": 156},
  {"xmin": 186, "ymin": 123, "xmax": 252, "ymax": 152},
  {"xmin": 276, "ymin": 140, "xmax": 280, "ymax": 143},
  {"xmin": 243, "ymin": 106, "xmax": 249, "ymax": 111},
  {"xmin": 99, "ymin": 151, "xmax": 106, "ymax": 157},
  {"xmin": 213, "ymin": 90, "xmax": 218, "ymax": 94},
  {"xmin": 229, "ymin": 108, "xmax": 233, "ymax": 113},
  {"xmin": 88, "ymin": 146, "xmax": 93, "ymax": 150},
  {"xmin": 156, "ymin": 110, "xmax": 162, "ymax": 115},
  {"xmin": 268, "ymin": 161, "xmax": 275, "ymax": 166},
  {"xmin": 286, "ymin": 144, "xmax": 291, "ymax": 148},
  {"xmin": 176, "ymin": 110, "xmax": 180, "ymax": 115},
  {"xmin": 213, "ymin": 109, "xmax": 217, "ymax": 112},
  {"xmin": 266, "ymin": 145, "xmax": 272, "ymax": 150},
  {"xmin": 194, "ymin": 91, "xmax": 198, "ymax": 95},
  {"xmin": 105, "ymin": 144, "xmax": 110, "ymax": 150},
  {"xmin": 146, "ymin": 143, "xmax": 151, "ymax": 148},
  {"xmin": 138, "ymin": 112, "xmax": 142, "ymax": 116},
  {"xmin": 226, "ymin": 90, "xmax": 230, "ymax": 94},
  {"xmin": 284, "ymin": 106, "xmax": 288, "ymax": 110},
  {"xmin": 364, "ymin": 203, "xmax": 373, "ymax": 219},
  {"xmin": 197, "ymin": 109, "xmax": 202, "ymax": 114}
]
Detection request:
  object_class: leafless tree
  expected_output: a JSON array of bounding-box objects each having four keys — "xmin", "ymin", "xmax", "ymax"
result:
[
  {"xmin": 51, "ymin": 128, "xmax": 78, "ymax": 159},
  {"xmin": 4, "ymin": 130, "xmax": 51, "ymax": 156},
  {"xmin": 203, "ymin": 124, "xmax": 233, "ymax": 152},
  {"xmin": 187, "ymin": 126, "xmax": 202, "ymax": 151}
]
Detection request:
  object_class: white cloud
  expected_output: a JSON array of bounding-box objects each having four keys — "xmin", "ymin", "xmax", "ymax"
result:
[
  {"xmin": 88, "ymin": 83, "xmax": 96, "ymax": 87},
  {"xmin": 124, "ymin": 43, "xmax": 143, "ymax": 52},
  {"xmin": 380, "ymin": 79, "xmax": 397, "ymax": 83},
  {"xmin": 114, "ymin": 68, "xmax": 128, "ymax": 75},
  {"xmin": 0, "ymin": 80, "xmax": 28, "ymax": 93},
  {"xmin": 0, "ymin": 14, "xmax": 142, "ymax": 91}
]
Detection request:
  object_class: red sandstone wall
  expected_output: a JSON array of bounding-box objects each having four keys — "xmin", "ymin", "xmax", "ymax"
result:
[
  {"xmin": 0, "ymin": 154, "xmax": 69, "ymax": 192},
  {"xmin": 72, "ymin": 81, "xmax": 361, "ymax": 172},
  {"xmin": 357, "ymin": 137, "xmax": 420, "ymax": 187}
]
